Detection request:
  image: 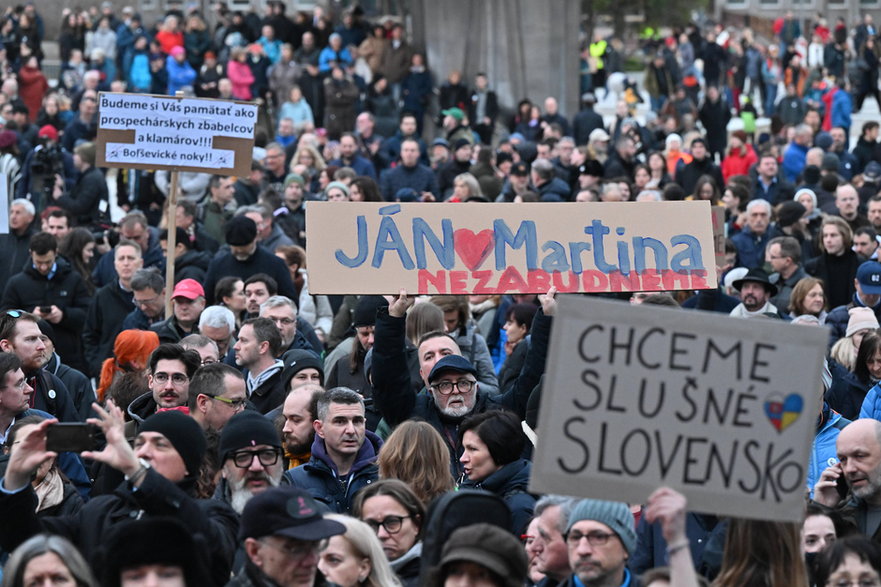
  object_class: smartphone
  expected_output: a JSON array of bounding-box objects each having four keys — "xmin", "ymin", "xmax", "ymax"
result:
[
  {"xmin": 46, "ymin": 423, "xmax": 99, "ymax": 453},
  {"xmin": 39, "ymin": 306, "xmax": 51, "ymax": 314},
  {"xmin": 836, "ymin": 473, "xmax": 850, "ymax": 500}
]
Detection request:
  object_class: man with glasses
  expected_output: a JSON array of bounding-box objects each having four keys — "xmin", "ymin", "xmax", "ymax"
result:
[
  {"xmin": 189, "ymin": 362, "xmax": 247, "ymax": 432},
  {"xmin": 84, "ymin": 241, "xmax": 141, "ymax": 374},
  {"xmin": 180, "ymin": 334, "xmax": 220, "ymax": 366},
  {"xmin": 261, "ymin": 296, "xmax": 321, "ymax": 357},
  {"xmin": 217, "ymin": 410, "xmax": 285, "ymax": 513},
  {"xmin": 285, "ymin": 387, "xmax": 381, "ymax": 514},
  {"xmin": 122, "ymin": 268, "xmax": 166, "ymax": 331},
  {"xmin": 126, "ymin": 343, "xmax": 201, "ymax": 428},
  {"xmin": 150, "ymin": 279, "xmax": 205, "ymax": 344},
  {"xmin": 231, "ymin": 486, "xmax": 345, "ymax": 587},
  {"xmin": 563, "ymin": 499, "xmax": 638, "ymax": 587}
]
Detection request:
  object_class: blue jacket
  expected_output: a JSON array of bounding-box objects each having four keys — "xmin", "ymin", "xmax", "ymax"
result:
[
  {"xmin": 782, "ymin": 142, "xmax": 809, "ymax": 183},
  {"xmin": 831, "ymin": 89, "xmax": 853, "ymax": 130},
  {"xmin": 731, "ymin": 225, "xmax": 780, "ymax": 269},
  {"xmin": 284, "ymin": 430, "xmax": 381, "ymax": 514},
  {"xmin": 165, "ymin": 55, "xmax": 197, "ymax": 95},
  {"xmin": 318, "ymin": 46, "xmax": 353, "ymax": 73},
  {"xmin": 459, "ymin": 458, "xmax": 535, "ymax": 536},
  {"xmin": 809, "ymin": 403, "xmax": 849, "ymax": 497},
  {"xmin": 860, "ymin": 382, "xmax": 881, "ymax": 420},
  {"xmin": 825, "ymin": 294, "xmax": 881, "ymax": 348},
  {"xmin": 329, "ymin": 155, "xmax": 377, "ymax": 180}
]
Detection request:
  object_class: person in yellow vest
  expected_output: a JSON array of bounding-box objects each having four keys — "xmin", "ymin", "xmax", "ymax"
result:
[{"xmin": 589, "ymin": 34, "xmax": 608, "ymax": 95}]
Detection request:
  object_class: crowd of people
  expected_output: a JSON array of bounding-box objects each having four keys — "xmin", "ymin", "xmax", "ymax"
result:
[{"xmin": 3, "ymin": 1, "xmax": 881, "ymax": 586}]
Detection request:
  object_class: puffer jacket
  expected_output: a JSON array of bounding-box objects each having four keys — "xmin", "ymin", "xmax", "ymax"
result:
[{"xmin": 284, "ymin": 430, "xmax": 381, "ymax": 514}]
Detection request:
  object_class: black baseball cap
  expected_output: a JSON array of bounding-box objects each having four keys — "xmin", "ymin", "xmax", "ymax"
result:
[
  {"xmin": 510, "ymin": 161, "xmax": 529, "ymax": 176},
  {"xmin": 428, "ymin": 355, "xmax": 478, "ymax": 383},
  {"xmin": 239, "ymin": 486, "xmax": 345, "ymax": 542}
]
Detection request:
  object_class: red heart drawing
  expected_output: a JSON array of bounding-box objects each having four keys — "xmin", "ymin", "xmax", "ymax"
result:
[{"xmin": 454, "ymin": 229, "xmax": 495, "ymax": 271}]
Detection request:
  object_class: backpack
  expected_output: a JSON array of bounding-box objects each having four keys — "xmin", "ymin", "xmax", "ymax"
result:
[{"xmin": 418, "ymin": 489, "xmax": 511, "ymax": 582}]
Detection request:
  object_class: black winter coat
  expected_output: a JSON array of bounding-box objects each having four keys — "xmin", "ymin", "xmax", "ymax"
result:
[
  {"xmin": 83, "ymin": 281, "xmax": 134, "ymax": 377},
  {"xmin": 1, "ymin": 256, "xmax": 91, "ymax": 373},
  {"xmin": 54, "ymin": 165, "xmax": 108, "ymax": 227},
  {"xmin": 0, "ymin": 470, "xmax": 238, "ymax": 587}
]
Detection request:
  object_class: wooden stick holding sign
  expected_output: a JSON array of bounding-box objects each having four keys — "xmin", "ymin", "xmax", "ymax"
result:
[{"xmin": 93, "ymin": 91, "xmax": 257, "ymax": 313}]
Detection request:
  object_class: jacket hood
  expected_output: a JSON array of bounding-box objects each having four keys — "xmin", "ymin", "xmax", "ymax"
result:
[
  {"xmin": 309, "ymin": 428, "xmax": 383, "ymax": 476},
  {"xmin": 127, "ymin": 391, "xmax": 158, "ymax": 423}
]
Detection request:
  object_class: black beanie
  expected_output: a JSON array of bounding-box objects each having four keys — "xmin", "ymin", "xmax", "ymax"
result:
[
  {"xmin": 777, "ymin": 201, "xmax": 807, "ymax": 228},
  {"xmin": 353, "ymin": 295, "xmax": 387, "ymax": 327},
  {"xmin": 280, "ymin": 349, "xmax": 324, "ymax": 390},
  {"xmin": 99, "ymin": 517, "xmax": 210, "ymax": 587},
  {"xmin": 225, "ymin": 215, "xmax": 258, "ymax": 246},
  {"xmin": 218, "ymin": 410, "xmax": 282, "ymax": 463},
  {"xmin": 802, "ymin": 164, "xmax": 821, "ymax": 185},
  {"xmin": 140, "ymin": 410, "xmax": 206, "ymax": 479}
]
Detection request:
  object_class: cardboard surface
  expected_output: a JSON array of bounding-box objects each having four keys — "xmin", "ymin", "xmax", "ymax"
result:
[
  {"xmin": 306, "ymin": 201, "xmax": 717, "ymax": 295},
  {"xmin": 95, "ymin": 92, "xmax": 257, "ymax": 176},
  {"xmin": 529, "ymin": 296, "xmax": 827, "ymax": 521}
]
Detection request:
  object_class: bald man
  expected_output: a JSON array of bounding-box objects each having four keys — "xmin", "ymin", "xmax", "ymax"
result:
[{"xmin": 815, "ymin": 418, "xmax": 881, "ymax": 537}]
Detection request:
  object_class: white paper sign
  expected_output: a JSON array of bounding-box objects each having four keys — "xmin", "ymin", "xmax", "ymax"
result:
[
  {"xmin": 530, "ymin": 297, "xmax": 828, "ymax": 522},
  {"xmin": 97, "ymin": 93, "xmax": 256, "ymax": 169}
]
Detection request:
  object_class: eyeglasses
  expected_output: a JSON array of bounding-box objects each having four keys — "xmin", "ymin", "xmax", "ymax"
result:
[
  {"xmin": 134, "ymin": 293, "xmax": 162, "ymax": 307},
  {"xmin": 210, "ymin": 395, "xmax": 247, "ymax": 411},
  {"xmin": 565, "ymin": 531, "xmax": 616, "ymax": 547},
  {"xmin": 200, "ymin": 358, "xmax": 217, "ymax": 365},
  {"xmin": 3, "ymin": 377, "xmax": 28, "ymax": 392},
  {"xmin": 364, "ymin": 515, "xmax": 411, "ymax": 535},
  {"xmin": 152, "ymin": 372, "xmax": 189, "ymax": 385},
  {"xmin": 430, "ymin": 379, "xmax": 476, "ymax": 395},
  {"xmin": 259, "ymin": 537, "xmax": 327, "ymax": 559},
  {"xmin": 230, "ymin": 448, "xmax": 281, "ymax": 468},
  {"xmin": 269, "ymin": 317, "xmax": 296, "ymax": 326}
]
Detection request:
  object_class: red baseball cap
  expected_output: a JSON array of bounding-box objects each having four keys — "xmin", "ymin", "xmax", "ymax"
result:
[
  {"xmin": 171, "ymin": 279, "xmax": 205, "ymax": 300},
  {"xmin": 38, "ymin": 125, "xmax": 58, "ymax": 141}
]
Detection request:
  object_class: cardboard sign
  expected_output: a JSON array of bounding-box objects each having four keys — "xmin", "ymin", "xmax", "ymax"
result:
[
  {"xmin": 529, "ymin": 297, "xmax": 827, "ymax": 522},
  {"xmin": 95, "ymin": 92, "xmax": 257, "ymax": 176},
  {"xmin": 711, "ymin": 206, "xmax": 726, "ymax": 269},
  {"xmin": 306, "ymin": 201, "xmax": 717, "ymax": 295},
  {"xmin": 0, "ymin": 173, "xmax": 8, "ymax": 234}
]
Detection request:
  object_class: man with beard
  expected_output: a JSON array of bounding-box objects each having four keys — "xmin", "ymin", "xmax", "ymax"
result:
[
  {"xmin": 815, "ymin": 418, "xmax": 881, "ymax": 539},
  {"xmin": 216, "ymin": 410, "xmax": 285, "ymax": 514},
  {"xmin": 0, "ymin": 312, "xmax": 77, "ymax": 422},
  {"xmin": 562, "ymin": 499, "xmax": 638, "ymax": 587},
  {"xmin": 729, "ymin": 268, "xmax": 785, "ymax": 319},
  {"xmin": 126, "ymin": 343, "xmax": 201, "ymax": 427},
  {"xmin": 371, "ymin": 289, "xmax": 553, "ymax": 476},
  {"xmin": 280, "ymin": 383, "xmax": 323, "ymax": 469},
  {"xmin": 188, "ymin": 362, "xmax": 247, "ymax": 433},
  {"xmin": 234, "ymin": 318, "xmax": 286, "ymax": 414},
  {"xmin": 284, "ymin": 387, "xmax": 380, "ymax": 514}
]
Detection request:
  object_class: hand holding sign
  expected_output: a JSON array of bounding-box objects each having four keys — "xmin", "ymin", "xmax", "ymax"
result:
[{"xmin": 644, "ymin": 487, "xmax": 688, "ymax": 545}]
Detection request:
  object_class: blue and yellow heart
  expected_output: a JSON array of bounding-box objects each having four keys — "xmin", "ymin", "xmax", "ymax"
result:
[{"xmin": 764, "ymin": 393, "xmax": 803, "ymax": 433}]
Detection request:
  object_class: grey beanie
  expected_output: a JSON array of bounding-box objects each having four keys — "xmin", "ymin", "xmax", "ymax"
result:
[{"xmin": 567, "ymin": 499, "xmax": 637, "ymax": 555}]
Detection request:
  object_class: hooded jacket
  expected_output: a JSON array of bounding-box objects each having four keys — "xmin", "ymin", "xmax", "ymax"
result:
[{"xmin": 283, "ymin": 430, "xmax": 381, "ymax": 514}]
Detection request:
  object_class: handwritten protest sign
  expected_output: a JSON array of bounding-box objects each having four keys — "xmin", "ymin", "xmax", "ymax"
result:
[
  {"xmin": 306, "ymin": 201, "xmax": 717, "ymax": 295},
  {"xmin": 95, "ymin": 92, "xmax": 257, "ymax": 176},
  {"xmin": 529, "ymin": 297, "xmax": 827, "ymax": 522}
]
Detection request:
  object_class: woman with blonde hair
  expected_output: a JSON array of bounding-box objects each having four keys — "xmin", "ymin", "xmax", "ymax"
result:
[
  {"xmin": 290, "ymin": 143, "xmax": 326, "ymax": 190},
  {"xmin": 378, "ymin": 420, "xmax": 455, "ymax": 504},
  {"xmin": 319, "ymin": 514, "xmax": 402, "ymax": 587}
]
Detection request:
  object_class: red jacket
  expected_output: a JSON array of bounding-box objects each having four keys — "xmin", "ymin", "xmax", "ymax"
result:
[
  {"xmin": 17, "ymin": 66, "xmax": 48, "ymax": 122},
  {"xmin": 721, "ymin": 144, "xmax": 758, "ymax": 181}
]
